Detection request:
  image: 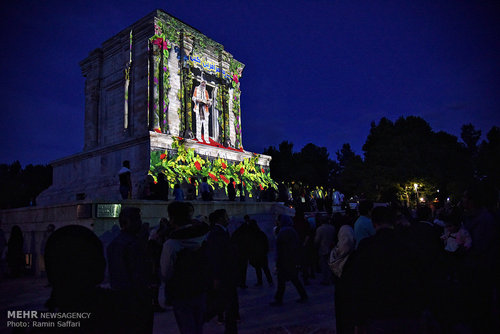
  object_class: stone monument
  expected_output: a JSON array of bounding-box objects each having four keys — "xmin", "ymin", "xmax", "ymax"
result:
[{"xmin": 38, "ymin": 9, "xmax": 273, "ymax": 205}]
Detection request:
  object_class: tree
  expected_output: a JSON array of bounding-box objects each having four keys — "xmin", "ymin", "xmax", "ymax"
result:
[
  {"xmin": 294, "ymin": 143, "xmax": 333, "ymax": 188},
  {"xmin": 263, "ymin": 141, "xmax": 295, "ymax": 183},
  {"xmin": 361, "ymin": 116, "xmax": 471, "ymax": 202},
  {"xmin": 461, "ymin": 123, "xmax": 482, "ymax": 151},
  {"xmin": 264, "ymin": 141, "xmax": 336, "ymax": 190},
  {"xmin": 333, "ymin": 143, "xmax": 365, "ymax": 197},
  {"xmin": 336, "ymin": 143, "xmax": 356, "ymax": 171},
  {"xmin": 478, "ymin": 126, "xmax": 500, "ymax": 189},
  {"xmin": 0, "ymin": 161, "xmax": 52, "ymax": 209}
]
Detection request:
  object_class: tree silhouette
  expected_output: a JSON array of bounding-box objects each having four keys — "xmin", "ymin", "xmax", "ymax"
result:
[
  {"xmin": 361, "ymin": 116, "xmax": 472, "ymax": 202},
  {"xmin": 264, "ymin": 141, "xmax": 335, "ymax": 189},
  {"xmin": 478, "ymin": 126, "xmax": 500, "ymax": 189},
  {"xmin": 461, "ymin": 123, "xmax": 482, "ymax": 151},
  {"xmin": 0, "ymin": 162, "xmax": 52, "ymax": 209}
]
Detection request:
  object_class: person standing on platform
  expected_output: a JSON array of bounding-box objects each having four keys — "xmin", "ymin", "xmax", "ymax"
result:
[
  {"xmin": 200, "ymin": 177, "xmax": 213, "ymax": 201},
  {"xmin": 186, "ymin": 178, "xmax": 197, "ymax": 200},
  {"xmin": 270, "ymin": 215, "xmax": 308, "ymax": 306},
  {"xmin": 107, "ymin": 207, "xmax": 153, "ymax": 334},
  {"xmin": 238, "ymin": 182, "xmax": 245, "ymax": 202},
  {"xmin": 154, "ymin": 173, "xmax": 169, "ymax": 201},
  {"xmin": 227, "ymin": 178, "xmax": 236, "ymax": 201},
  {"xmin": 173, "ymin": 184, "xmax": 185, "ymax": 201},
  {"xmin": 118, "ymin": 160, "xmax": 132, "ymax": 200}
]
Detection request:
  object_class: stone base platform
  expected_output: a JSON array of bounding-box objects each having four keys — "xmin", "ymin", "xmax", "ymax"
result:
[{"xmin": 0, "ymin": 200, "xmax": 294, "ymax": 276}]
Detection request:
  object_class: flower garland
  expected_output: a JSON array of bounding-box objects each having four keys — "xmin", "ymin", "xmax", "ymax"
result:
[
  {"xmin": 230, "ymin": 60, "xmax": 243, "ymax": 149},
  {"xmin": 149, "ymin": 22, "xmax": 173, "ymax": 133},
  {"xmin": 149, "ymin": 138, "xmax": 276, "ymax": 195},
  {"xmin": 124, "ymin": 30, "xmax": 133, "ymax": 130}
]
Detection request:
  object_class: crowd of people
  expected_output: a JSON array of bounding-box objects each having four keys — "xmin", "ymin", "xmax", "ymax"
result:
[
  {"xmin": 332, "ymin": 186, "xmax": 500, "ymax": 334},
  {"xmin": 1, "ymin": 180, "xmax": 499, "ymax": 334}
]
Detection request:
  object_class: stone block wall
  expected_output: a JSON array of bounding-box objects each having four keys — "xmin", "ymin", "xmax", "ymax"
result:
[
  {"xmin": 37, "ymin": 138, "xmax": 150, "ymax": 205},
  {"xmin": 80, "ymin": 13, "xmax": 155, "ymax": 151}
]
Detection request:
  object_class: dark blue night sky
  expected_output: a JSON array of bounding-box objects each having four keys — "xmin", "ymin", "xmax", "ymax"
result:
[{"xmin": 1, "ymin": 0, "xmax": 499, "ymax": 166}]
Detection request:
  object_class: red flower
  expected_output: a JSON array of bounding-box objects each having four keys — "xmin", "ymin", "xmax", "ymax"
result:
[
  {"xmin": 261, "ymin": 168, "xmax": 265, "ymax": 173},
  {"xmin": 220, "ymin": 175, "xmax": 229, "ymax": 184},
  {"xmin": 259, "ymin": 184, "xmax": 264, "ymax": 191},
  {"xmin": 153, "ymin": 37, "xmax": 163, "ymax": 46},
  {"xmin": 160, "ymin": 153, "xmax": 166, "ymax": 160},
  {"xmin": 208, "ymin": 173, "xmax": 218, "ymax": 182},
  {"xmin": 240, "ymin": 168, "xmax": 245, "ymax": 175},
  {"xmin": 242, "ymin": 181, "xmax": 245, "ymax": 187},
  {"xmin": 154, "ymin": 128, "xmax": 162, "ymax": 133},
  {"xmin": 194, "ymin": 161, "xmax": 201, "ymax": 171},
  {"xmin": 221, "ymin": 162, "xmax": 227, "ymax": 169},
  {"xmin": 233, "ymin": 74, "xmax": 239, "ymax": 83}
]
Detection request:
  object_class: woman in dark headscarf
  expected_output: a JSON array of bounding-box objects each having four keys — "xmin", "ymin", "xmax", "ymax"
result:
[
  {"xmin": 7, "ymin": 225, "xmax": 24, "ymax": 277},
  {"xmin": 270, "ymin": 215, "xmax": 308, "ymax": 306}
]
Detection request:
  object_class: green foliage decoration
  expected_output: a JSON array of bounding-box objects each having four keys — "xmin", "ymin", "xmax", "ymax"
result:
[
  {"xmin": 150, "ymin": 23, "xmax": 173, "ymax": 133},
  {"xmin": 156, "ymin": 14, "xmax": 222, "ymax": 51},
  {"xmin": 229, "ymin": 59, "xmax": 244, "ymax": 148},
  {"xmin": 184, "ymin": 70, "xmax": 194, "ymax": 133},
  {"xmin": 149, "ymin": 138, "xmax": 276, "ymax": 194},
  {"xmin": 177, "ymin": 90, "xmax": 185, "ymax": 134}
]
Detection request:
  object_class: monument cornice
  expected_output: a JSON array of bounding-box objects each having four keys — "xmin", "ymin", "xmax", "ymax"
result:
[
  {"xmin": 149, "ymin": 132, "xmax": 271, "ymax": 166},
  {"xmin": 49, "ymin": 136, "xmax": 150, "ymax": 167}
]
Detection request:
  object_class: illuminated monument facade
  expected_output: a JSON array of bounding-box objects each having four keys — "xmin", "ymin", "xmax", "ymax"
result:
[{"xmin": 38, "ymin": 10, "xmax": 272, "ymax": 205}]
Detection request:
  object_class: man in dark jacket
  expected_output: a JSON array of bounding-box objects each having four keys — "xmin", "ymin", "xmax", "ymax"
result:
[
  {"xmin": 107, "ymin": 207, "xmax": 153, "ymax": 334},
  {"xmin": 160, "ymin": 202, "xmax": 210, "ymax": 334},
  {"xmin": 271, "ymin": 215, "xmax": 308, "ymax": 306},
  {"xmin": 248, "ymin": 219, "xmax": 273, "ymax": 286},
  {"xmin": 461, "ymin": 185, "xmax": 499, "ymax": 333},
  {"xmin": 231, "ymin": 215, "xmax": 253, "ymax": 288},
  {"xmin": 206, "ymin": 209, "xmax": 239, "ymax": 334},
  {"xmin": 351, "ymin": 206, "xmax": 422, "ymax": 333}
]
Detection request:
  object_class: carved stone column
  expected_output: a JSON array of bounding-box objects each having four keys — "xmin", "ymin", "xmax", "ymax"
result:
[{"xmin": 80, "ymin": 49, "xmax": 103, "ymax": 151}]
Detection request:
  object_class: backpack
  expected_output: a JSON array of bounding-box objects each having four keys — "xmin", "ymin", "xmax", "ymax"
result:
[{"xmin": 166, "ymin": 243, "xmax": 210, "ymax": 300}]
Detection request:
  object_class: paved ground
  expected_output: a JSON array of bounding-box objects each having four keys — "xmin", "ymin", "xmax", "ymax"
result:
[{"xmin": 0, "ymin": 256, "xmax": 337, "ymax": 334}]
